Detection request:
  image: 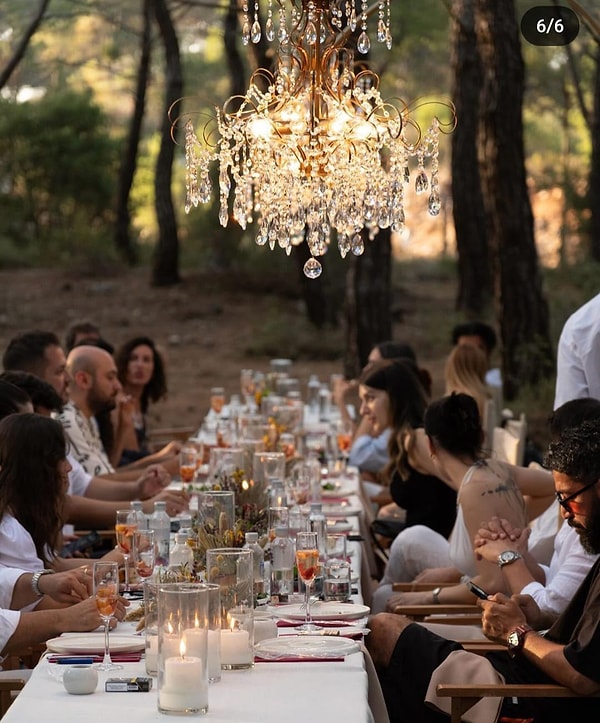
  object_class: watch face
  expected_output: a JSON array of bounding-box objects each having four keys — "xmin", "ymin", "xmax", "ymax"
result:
[
  {"xmin": 499, "ymin": 550, "xmax": 520, "ymax": 565},
  {"xmin": 507, "ymin": 631, "xmax": 519, "ymax": 648}
]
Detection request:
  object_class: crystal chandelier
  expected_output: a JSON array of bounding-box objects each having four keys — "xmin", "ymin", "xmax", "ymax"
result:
[{"xmin": 180, "ymin": 0, "xmax": 456, "ymax": 278}]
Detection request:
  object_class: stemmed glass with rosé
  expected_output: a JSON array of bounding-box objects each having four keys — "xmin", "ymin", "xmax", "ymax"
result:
[
  {"xmin": 295, "ymin": 531, "xmax": 322, "ymax": 632},
  {"xmin": 115, "ymin": 509, "xmax": 138, "ymax": 594},
  {"xmin": 132, "ymin": 529, "xmax": 156, "ymax": 581},
  {"xmin": 93, "ymin": 561, "xmax": 122, "ymax": 671}
]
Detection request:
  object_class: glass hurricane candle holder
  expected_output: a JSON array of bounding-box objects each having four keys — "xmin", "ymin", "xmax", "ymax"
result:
[
  {"xmin": 253, "ymin": 451, "xmax": 285, "ymax": 486},
  {"xmin": 157, "ymin": 583, "xmax": 209, "ymax": 716},
  {"xmin": 206, "ymin": 583, "xmax": 222, "ymax": 684},
  {"xmin": 144, "ymin": 580, "xmax": 159, "ymax": 676},
  {"xmin": 196, "ymin": 491, "xmax": 235, "ymax": 535},
  {"xmin": 206, "ymin": 548, "xmax": 254, "ymax": 670},
  {"xmin": 208, "ymin": 447, "xmax": 245, "ymax": 484}
]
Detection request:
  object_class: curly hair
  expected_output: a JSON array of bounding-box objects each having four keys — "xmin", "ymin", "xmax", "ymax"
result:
[
  {"xmin": 115, "ymin": 336, "xmax": 167, "ymax": 414},
  {"xmin": 424, "ymin": 393, "xmax": 483, "ymax": 459},
  {"xmin": 0, "ymin": 413, "xmax": 67, "ymax": 565},
  {"xmin": 545, "ymin": 419, "xmax": 600, "ymax": 486},
  {"xmin": 359, "ymin": 359, "xmax": 429, "ymax": 482}
]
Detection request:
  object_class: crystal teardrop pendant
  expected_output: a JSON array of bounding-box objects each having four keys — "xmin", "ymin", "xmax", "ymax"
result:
[
  {"xmin": 350, "ymin": 9, "xmax": 357, "ymax": 31},
  {"xmin": 357, "ymin": 31, "xmax": 370, "ymax": 54},
  {"xmin": 251, "ymin": 19, "xmax": 262, "ymax": 43},
  {"xmin": 415, "ymin": 170, "xmax": 429, "ymax": 194},
  {"xmin": 265, "ymin": 17, "xmax": 274, "ymax": 41},
  {"xmin": 242, "ymin": 19, "xmax": 251, "ymax": 45},
  {"xmin": 351, "ymin": 234, "xmax": 365, "ymax": 255},
  {"xmin": 428, "ymin": 191, "xmax": 441, "ymax": 216},
  {"xmin": 303, "ymin": 257, "xmax": 323, "ymax": 279},
  {"xmin": 218, "ymin": 204, "xmax": 229, "ymax": 227},
  {"xmin": 338, "ymin": 234, "xmax": 351, "ymax": 258}
]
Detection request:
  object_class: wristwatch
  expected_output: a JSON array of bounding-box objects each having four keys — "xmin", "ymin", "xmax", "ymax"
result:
[
  {"xmin": 431, "ymin": 586, "xmax": 442, "ymax": 604},
  {"xmin": 507, "ymin": 624, "xmax": 533, "ymax": 658},
  {"xmin": 31, "ymin": 569, "xmax": 54, "ymax": 597},
  {"xmin": 497, "ymin": 550, "xmax": 523, "ymax": 568}
]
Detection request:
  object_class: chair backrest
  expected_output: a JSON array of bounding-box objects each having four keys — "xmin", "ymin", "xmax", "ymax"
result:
[{"xmin": 491, "ymin": 413, "xmax": 527, "ymax": 466}]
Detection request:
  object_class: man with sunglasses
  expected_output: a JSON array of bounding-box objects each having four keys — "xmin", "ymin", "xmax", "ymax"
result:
[{"xmin": 368, "ymin": 419, "xmax": 600, "ymax": 722}]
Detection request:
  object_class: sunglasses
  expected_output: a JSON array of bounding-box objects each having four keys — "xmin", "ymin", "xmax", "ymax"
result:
[{"xmin": 555, "ymin": 478, "xmax": 599, "ymax": 514}]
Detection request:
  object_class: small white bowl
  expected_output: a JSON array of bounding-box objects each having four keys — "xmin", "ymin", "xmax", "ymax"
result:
[{"xmin": 63, "ymin": 665, "xmax": 98, "ymax": 695}]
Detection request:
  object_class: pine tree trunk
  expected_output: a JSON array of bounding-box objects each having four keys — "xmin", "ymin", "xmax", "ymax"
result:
[
  {"xmin": 151, "ymin": 0, "xmax": 182, "ymax": 287},
  {"xmin": 451, "ymin": 0, "xmax": 490, "ymax": 315},
  {"xmin": 114, "ymin": 0, "xmax": 152, "ymax": 266},
  {"xmin": 475, "ymin": 0, "xmax": 553, "ymax": 398}
]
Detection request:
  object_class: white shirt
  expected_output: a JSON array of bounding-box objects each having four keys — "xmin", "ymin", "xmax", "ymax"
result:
[
  {"xmin": 0, "ymin": 515, "xmax": 45, "ymax": 613},
  {"xmin": 0, "ymin": 609, "xmax": 20, "ymax": 661},
  {"xmin": 64, "ymin": 453, "xmax": 93, "ymax": 537},
  {"xmin": 554, "ymin": 292, "xmax": 600, "ymax": 409},
  {"xmin": 0, "ymin": 568, "xmax": 25, "ymax": 609},
  {"xmin": 521, "ymin": 523, "xmax": 598, "ymax": 616}
]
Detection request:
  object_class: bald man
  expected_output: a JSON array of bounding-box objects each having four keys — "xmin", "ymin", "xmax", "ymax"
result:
[{"xmin": 56, "ymin": 345, "xmax": 122, "ymax": 476}]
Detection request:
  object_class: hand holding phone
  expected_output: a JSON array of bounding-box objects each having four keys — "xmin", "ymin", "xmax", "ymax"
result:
[{"xmin": 467, "ymin": 581, "xmax": 489, "ymax": 600}]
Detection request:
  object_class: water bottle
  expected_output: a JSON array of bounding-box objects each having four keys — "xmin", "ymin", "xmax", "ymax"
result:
[
  {"xmin": 306, "ymin": 454, "xmax": 322, "ymax": 503},
  {"xmin": 130, "ymin": 500, "xmax": 147, "ymax": 530},
  {"xmin": 318, "ymin": 384, "xmax": 331, "ymax": 421},
  {"xmin": 169, "ymin": 531, "xmax": 194, "ymax": 574},
  {"xmin": 270, "ymin": 526, "xmax": 294, "ymax": 603},
  {"xmin": 149, "ymin": 501, "xmax": 170, "ymax": 567},
  {"xmin": 309, "ymin": 503, "xmax": 326, "ymax": 595},
  {"xmin": 307, "ymin": 374, "xmax": 321, "ymax": 415},
  {"xmin": 244, "ymin": 532, "xmax": 265, "ymax": 604}
]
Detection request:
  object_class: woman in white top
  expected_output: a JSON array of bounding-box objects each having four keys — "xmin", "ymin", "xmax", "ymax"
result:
[
  {"xmin": 0, "ymin": 413, "xmax": 121, "ymax": 609},
  {"xmin": 373, "ymin": 393, "xmax": 554, "ymax": 613}
]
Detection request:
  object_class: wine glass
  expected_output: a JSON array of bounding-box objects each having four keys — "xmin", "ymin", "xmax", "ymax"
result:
[
  {"xmin": 295, "ymin": 531, "xmax": 321, "ymax": 632},
  {"xmin": 115, "ymin": 509, "xmax": 138, "ymax": 595},
  {"xmin": 93, "ymin": 561, "xmax": 122, "ymax": 671},
  {"xmin": 335, "ymin": 419, "xmax": 353, "ymax": 470},
  {"xmin": 132, "ymin": 529, "xmax": 156, "ymax": 581}
]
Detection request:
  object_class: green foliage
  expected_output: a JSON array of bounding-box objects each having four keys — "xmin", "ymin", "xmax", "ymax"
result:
[{"xmin": 0, "ymin": 88, "xmax": 118, "ymax": 265}]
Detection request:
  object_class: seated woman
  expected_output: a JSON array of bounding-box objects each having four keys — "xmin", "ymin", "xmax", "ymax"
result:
[
  {"xmin": 372, "ymin": 393, "xmax": 554, "ymax": 613},
  {"xmin": 112, "ymin": 336, "xmax": 181, "ymax": 468},
  {"xmin": 444, "ymin": 343, "xmax": 498, "ymax": 445},
  {"xmin": 358, "ymin": 360, "xmax": 457, "ymax": 557},
  {"xmin": 0, "ymin": 413, "xmax": 122, "ymax": 612}
]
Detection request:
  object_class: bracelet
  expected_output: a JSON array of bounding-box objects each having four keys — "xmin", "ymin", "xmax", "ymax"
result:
[
  {"xmin": 431, "ymin": 586, "xmax": 442, "ymax": 604},
  {"xmin": 31, "ymin": 569, "xmax": 54, "ymax": 598}
]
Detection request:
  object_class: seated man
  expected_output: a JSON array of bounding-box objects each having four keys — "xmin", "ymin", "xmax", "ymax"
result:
[
  {"xmin": 0, "ymin": 371, "xmax": 188, "ymax": 527},
  {"xmin": 367, "ymin": 419, "xmax": 600, "ymax": 722}
]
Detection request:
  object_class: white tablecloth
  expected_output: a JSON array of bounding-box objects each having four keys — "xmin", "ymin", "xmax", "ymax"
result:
[{"xmin": 4, "ymin": 651, "xmax": 371, "ymax": 722}]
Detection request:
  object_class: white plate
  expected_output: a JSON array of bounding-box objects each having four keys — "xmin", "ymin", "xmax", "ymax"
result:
[
  {"xmin": 322, "ymin": 502, "xmax": 362, "ymax": 517},
  {"xmin": 268, "ymin": 602, "xmax": 370, "ymax": 621},
  {"xmin": 326, "ymin": 520, "xmax": 353, "ymax": 533},
  {"xmin": 321, "ymin": 481, "xmax": 356, "ymax": 498},
  {"xmin": 46, "ymin": 635, "xmax": 145, "ymax": 655},
  {"xmin": 254, "ymin": 636, "xmax": 360, "ymax": 659}
]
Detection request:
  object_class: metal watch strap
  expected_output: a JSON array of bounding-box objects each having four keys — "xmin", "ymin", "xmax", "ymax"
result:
[
  {"xmin": 432, "ymin": 587, "xmax": 442, "ymax": 604},
  {"xmin": 31, "ymin": 569, "xmax": 53, "ymax": 597}
]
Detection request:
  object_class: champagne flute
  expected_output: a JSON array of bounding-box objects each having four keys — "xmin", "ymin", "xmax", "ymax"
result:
[
  {"xmin": 93, "ymin": 561, "xmax": 122, "ymax": 671},
  {"xmin": 115, "ymin": 509, "xmax": 138, "ymax": 595},
  {"xmin": 132, "ymin": 529, "xmax": 156, "ymax": 581},
  {"xmin": 335, "ymin": 419, "xmax": 353, "ymax": 470},
  {"xmin": 295, "ymin": 531, "xmax": 321, "ymax": 632}
]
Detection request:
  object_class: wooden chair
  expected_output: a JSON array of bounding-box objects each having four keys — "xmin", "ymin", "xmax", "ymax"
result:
[
  {"xmin": 390, "ymin": 603, "xmax": 481, "ymax": 624},
  {"xmin": 0, "ymin": 678, "xmax": 26, "ymax": 718},
  {"xmin": 436, "ymin": 682, "xmax": 598, "ymax": 723}
]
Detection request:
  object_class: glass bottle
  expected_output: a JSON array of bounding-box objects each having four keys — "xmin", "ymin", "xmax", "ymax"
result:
[
  {"xmin": 149, "ymin": 501, "xmax": 170, "ymax": 567},
  {"xmin": 169, "ymin": 531, "xmax": 194, "ymax": 574},
  {"xmin": 130, "ymin": 500, "xmax": 147, "ymax": 530},
  {"xmin": 270, "ymin": 526, "xmax": 294, "ymax": 603},
  {"xmin": 243, "ymin": 531, "xmax": 265, "ymax": 604}
]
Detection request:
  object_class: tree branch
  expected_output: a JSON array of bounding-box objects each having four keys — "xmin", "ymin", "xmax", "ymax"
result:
[{"xmin": 0, "ymin": 0, "xmax": 52, "ymax": 90}]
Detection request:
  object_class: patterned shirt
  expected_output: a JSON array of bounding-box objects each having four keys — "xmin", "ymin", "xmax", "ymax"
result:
[{"xmin": 56, "ymin": 402, "xmax": 114, "ymax": 476}]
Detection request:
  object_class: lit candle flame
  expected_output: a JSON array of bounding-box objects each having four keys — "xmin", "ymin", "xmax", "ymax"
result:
[{"xmin": 179, "ymin": 638, "xmax": 186, "ymax": 658}]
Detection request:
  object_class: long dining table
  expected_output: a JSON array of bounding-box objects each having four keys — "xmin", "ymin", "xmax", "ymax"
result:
[{"xmin": 2, "ymin": 470, "xmax": 387, "ymax": 723}]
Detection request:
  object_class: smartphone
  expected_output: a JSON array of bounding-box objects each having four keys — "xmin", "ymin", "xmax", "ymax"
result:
[{"xmin": 467, "ymin": 581, "xmax": 489, "ymax": 600}]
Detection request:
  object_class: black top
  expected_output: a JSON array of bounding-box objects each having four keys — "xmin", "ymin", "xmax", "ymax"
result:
[{"xmin": 389, "ymin": 466, "xmax": 457, "ymax": 539}]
